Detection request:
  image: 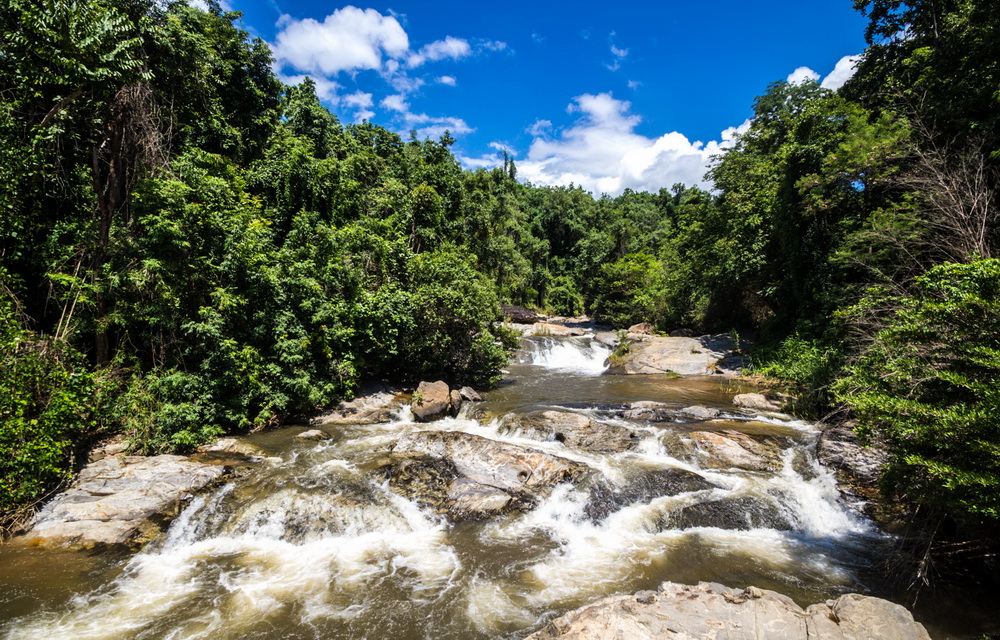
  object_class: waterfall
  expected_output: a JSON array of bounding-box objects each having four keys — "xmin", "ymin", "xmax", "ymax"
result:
[{"xmin": 518, "ymin": 336, "xmax": 611, "ymax": 374}]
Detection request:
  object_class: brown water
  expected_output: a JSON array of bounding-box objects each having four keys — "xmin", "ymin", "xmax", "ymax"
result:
[{"xmin": 0, "ymin": 335, "xmax": 948, "ymax": 640}]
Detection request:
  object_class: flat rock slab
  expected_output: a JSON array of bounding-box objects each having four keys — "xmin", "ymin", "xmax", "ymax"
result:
[
  {"xmin": 375, "ymin": 431, "xmax": 589, "ymax": 519},
  {"xmin": 18, "ymin": 455, "xmax": 226, "ymax": 551},
  {"xmin": 690, "ymin": 430, "xmax": 783, "ymax": 472},
  {"xmin": 605, "ymin": 335, "xmax": 736, "ymax": 375},
  {"xmin": 504, "ymin": 411, "xmax": 639, "ymax": 453},
  {"xmin": 524, "ymin": 581, "xmax": 930, "ymax": 640}
]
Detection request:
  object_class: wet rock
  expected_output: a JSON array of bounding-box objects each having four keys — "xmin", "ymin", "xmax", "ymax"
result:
[
  {"xmin": 689, "ymin": 430, "xmax": 783, "ymax": 472},
  {"xmin": 584, "ymin": 468, "xmax": 716, "ymax": 522},
  {"xmin": 627, "ymin": 322, "xmax": 657, "ymax": 334},
  {"xmin": 680, "ymin": 405, "xmax": 722, "ymax": 420},
  {"xmin": 732, "ymin": 392, "xmax": 782, "ymax": 411},
  {"xmin": 669, "ymin": 496, "xmax": 795, "ymax": 531},
  {"xmin": 459, "ymin": 386, "xmax": 482, "ymax": 402},
  {"xmin": 531, "ymin": 322, "xmax": 587, "ymax": 337},
  {"xmin": 295, "ymin": 429, "xmax": 329, "ymax": 441},
  {"xmin": 620, "ymin": 401, "xmax": 682, "ymax": 422},
  {"xmin": 449, "ymin": 389, "xmax": 463, "ymax": 416},
  {"xmin": 376, "ymin": 431, "xmax": 588, "ymax": 519},
  {"xmin": 17, "ymin": 455, "xmax": 226, "ymax": 551},
  {"xmin": 523, "ymin": 581, "xmax": 931, "ymax": 640},
  {"xmin": 604, "ymin": 334, "xmax": 737, "ymax": 376},
  {"xmin": 411, "ymin": 380, "xmax": 453, "ymax": 422},
  {"xmin": 817, "ymin": 422, "xmax": 884, "ymax": 487},
  {"xmin": 502, "ymin": 304, "xmax": 544, "ymax": 324},
  {"xmin": 504, "ymin": 411, "xmax": 639, "ymax": 453},
  {"xmin": 196, "ymin": 437, "xmax": 267, "ymax": 457},
  {"xmin": 316, "ymin": 388, "xmax": 403, "ymax": 425},
  {"xmin": 593, "ymin": 332, "xmax": 620, "ymax": 348}
]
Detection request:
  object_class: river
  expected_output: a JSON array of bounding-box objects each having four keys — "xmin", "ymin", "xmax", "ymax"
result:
[{"xmin": 0, "ymin": 334, "xmax": 974, "ymax": 639}]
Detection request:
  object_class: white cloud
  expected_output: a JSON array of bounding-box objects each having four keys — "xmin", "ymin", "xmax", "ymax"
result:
[
  {"xmin": 188, "ymin": 0, "xmax": 233, "ymax": 11},
  {"xmin": 719, "ymin": 118, "xmax": 752, "ymax": 149},
  {"xmin": 527, "ymin": 119, "xmax": 553, "ymax": 137},
  {"xmin": 408, "ymin": 36, "xmax": 472, "ymax": 67},
  {"xmin": 517, "ymin": 93, "xmax": 728, "ymax": 196},
  {"xmin": 381, "ymin": 94, "xmax": 409, "ymax": 113},
  {"xmin": 821, "ymin": 54, "xmax": 861, "ymax": 90},
  {"xmin": 481, "ymin": 40, "xmax": 508, "ymax": 52},
  {"xmin": 627, "ymin": 80, "xmax": 642, "ymax": 90},
  {"xmin": 436, "ymin": 75, "xmax": 458, "ymax": 86},
  {"xmin": 278, "ymin": 73, "xmax": 340, "ymax": 102},
  {"xmin": 787, "ymin": 66, "xmax": 821, "ymax": 84},
  {"xmin": 342, "ymin": 91, "xmax": 373, "ymax": 109},
  {"xmin": 272, "ymin": 7, "xmax": 409, "ymax": 76},
  {"xmin": 610, "ymin": 45, "xmax": 629, "ymax": 58}
]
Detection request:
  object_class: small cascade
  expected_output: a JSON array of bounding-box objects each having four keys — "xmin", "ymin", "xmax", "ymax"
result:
[
  {"xmin": 1, "ymin": 362, "xmax": 888, "ymax": 640},
  {"xmin": 518, "ymin": 336, "xmax": 611, "ymax": 374}
]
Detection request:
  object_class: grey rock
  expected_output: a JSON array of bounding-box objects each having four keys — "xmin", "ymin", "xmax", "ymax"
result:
[
  {"xmin": 295, "ymin": 429, "xmax": 329, "ymax": 441},
  {"xmin": 689, "ymin": 430, "xmax": 784, "ymax": 472},
  {"xmin": 584, "ymin": 468, "xmax": 716, "ymax": 522},
  {"xmin": 17, "ymin": 455, "xmax": 226, "ymax": 551},
  {"xmin": 315, "ymin": 389, "xmax": 402, "ymax": 425},
  {"xmin": 627, "ymin": 322, "xmax": 657, "ymax": 334},
  {"xmin": 459, "ymin": 386, "xmax": 482, "ymax": 402},
  {"xmin": 504, "ymin": 411, "xmax": 639, "ymax": 453},
  {"xmin": 621, "ymin": 401, "xmax": 681, "ymax": 422},
  {"xmin": 733, "ymin": 392, "xmax": 782, "ymax": 411},
  {"xmin": 375, "ymin": 431, "xmax": 588, "ymax": 519},
  {"xmin": 196, "ymin": 437, "xmax": 267, "ymax": 457},
  {"xmin": 523, "ymin": 581, "xmax": 930, "ymax": 640},
  {"xmin": 502, "ymin": 304, "xmax": 544, "ymax": 324},
  {"xmin": 680, "ymin": 405, "xmax": 722, "ymax": 419},
  {"xmin": 449, "ymin": 389, "xmax": 463, "ymax": 416},
  {"xmin": 605, "ymin": 334, "xmax": 737, "ymax": 376},
  {"xmin": 411, "ymin": 380, "xmax": 453, "ymax": 422}
]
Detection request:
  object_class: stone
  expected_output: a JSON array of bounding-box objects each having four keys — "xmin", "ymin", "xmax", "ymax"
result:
[
  {"xmin": 295, "ymin": 429, "xmax": 329, "ymax": 441},
  {"xmin": 627, "ymin": 322, "xmax": 657, "ymax": 334},
  {"xmin": 531, "ymin": 322, "xmax": 587, "ymax": 337},
  {"xmin": 689, "ymin": 430, "xmax": 783, "ymax": 472},
  {"xmin": 584, "ymin": 468, "xmax": 716, "ymax": 522},
  {"xmin": 449, "ymin": 389, "xmax": 463, "ymax": 416},
  {"xmin": 504, "ymin": 411, "xmax": 639, "ymax": 453},
  {"xmin": 604, "ymin": 334, "xmax": 737, "ymax": 376},
  {"xmin": 669, "ymin": 328, "xmax": 696, "ymax": 337},
  {"xmin": 522, "ymin": 581, "xmax": 931, "ymax": 640},
  {"xmin": 459, "ymin": 386, "xmax": 482, "ymax": 402},
  {"xmin": 196, "ymin": 437, "xmax": 266, "ymax": 457},
  {"xmin": 411, "ymin": 380, "xmax": 453, "ymax": 422},
  {"xmin": 88, "ymin": 439, "xmax": 127, "ymax": 462},
  {"xmin": 593, "ymin": 332, "xmax": 620, "ymax": 348},
  {"xmin": 680, "ymin": 405, "xmax": 722, "ymax": 419},
  {"xmin": 315, "ymin": 388, "xmax": 402, "ymax": 425},
  {"xmin": 732, "ymin": 392, "xmax": 782, "ymax": 411},
  {"xmin": 621, "ymin": 401, "xmax": 682, "ymax": 422},
  {"xmin": 374, "ymin": 431, "xmax": 588, "ymax": 519},
  {"xmin": 17, "ymin": 455, "xmax": 226, "ymax": 551},
  {"xmin": 502, "ymin": 304, "xmax": 544, "ymax": 324}
]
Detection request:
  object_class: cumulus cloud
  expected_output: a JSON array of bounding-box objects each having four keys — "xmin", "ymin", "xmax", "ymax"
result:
[
  {"xmin": 407, "ymin": 36, "xmax": 472, "ymax": 67},
  {"xmin": 821, "ymin": 54, "xmax": 861, "ymax": 90},
  {"xmin": 517, "ymin": 93, "xmax": 728, "ymax": 196},
  {"xmin": 436, "ymin": 75, "xmax": 458, "ymax": 86},
  {"xmin": 271, "ymin": 8, "xmax": 409, "ymax": 76},
  {"xmin": 787, "ymin": 66, "xmax": 821, "ymax": 84}
]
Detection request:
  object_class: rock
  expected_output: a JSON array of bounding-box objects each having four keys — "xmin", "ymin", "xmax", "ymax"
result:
[
  {"xmin": 732, "ymin": 392, "xmax": 782, "ymax": 411},
  {"xmin": 689, "ymin": 430, "xmax": 783, "ymax": 472},
  {"xmin": 621, "ymin": 401, "xmax": 682, "ymax": 422},
  {"xmin": 196, "ymin": 437, "xmax": 266, "ymax": 457},
  {"xmin": 411, "ymin": 380, "xmax": 453, "ymax": 422},
  {"xmin": 315, "ymin": 388, "xmax": 402, "ymax": 425},
  {"xmin": 504, "ymin": 411, "xmax": 640, "ymax": 453},
  {"xmin": 374, "ymin": 431, "xmax": 588, "ymax": 518},
  {"xmin": 17, "ymin": 455, "xmax": 226, "ymax": 551},
  {"xmin": 88, "ymin": 439, "xmax": 127, "ymax": 462},
  {"xmin": 532, "ymin": 322, "xmax": 587, "ymax": 337},
  {"xmin": 627, "ymin": 322, "xmax": 657, "ymax": 334},
  {"xmin": 818, "ymin": 422, "xmax": 885, "ymax": 486},
  {"xmin": 459, "ymin": 386, "xmax": 482, "ymax": 402},
  {"xmin": 584, "ymin": 468, "xmax": 716, "ymax": 522},
  {"xmin": 295, "ymin": 429, "xmax": 329, "ymax": 441},
  {"xmin": 604, "ymin": 334, "xmax": 736, "ymax": 376},
  {"xmin": 502, "ymin": 304, "xmax": 544, "ymax": 324},
  {"xmin": 670, "ymin": 496, "xmax": 795, "ymax": 531},
  {"xmin": 593, "ymin": 332, "xmax": 620, "ymax": 348},
  {"xmin": 449, "ymin": 389, "xmax": 463, "ymax": 416},
  {"xmin": 680, "ymin": 405, "xmax": 722, "ymax": 419},
  {"xmin": 669, "ymin": 328, "xmax": 695, "ymax": 337},
  {"xmin": 523, "ymin": 581, "xmax": 931, "ymax": 640}
]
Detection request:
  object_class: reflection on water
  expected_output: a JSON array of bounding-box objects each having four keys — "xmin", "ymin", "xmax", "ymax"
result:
[{"xmin": 1, "ymin": 336, "xmax": 887, "ymax": 640}]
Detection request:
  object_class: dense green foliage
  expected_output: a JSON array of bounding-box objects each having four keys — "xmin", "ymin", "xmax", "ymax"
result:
[{"xmin": 1, "ymin": 0, "xmax": 998, "ymax": 563}]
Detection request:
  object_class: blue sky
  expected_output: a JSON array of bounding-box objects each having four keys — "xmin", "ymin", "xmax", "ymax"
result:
[{"xmin": 206, "ymin": 0, "xmax": 869, "ymax": 195}]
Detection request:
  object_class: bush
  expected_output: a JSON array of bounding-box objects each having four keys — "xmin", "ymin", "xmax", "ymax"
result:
[
  {"xmin": 834, "ymin": 259, "xmax": 1000, "ymax": 522},
  {"xmin": 0, "ymin": 299, "xmax": 103, "ymax": 512}
]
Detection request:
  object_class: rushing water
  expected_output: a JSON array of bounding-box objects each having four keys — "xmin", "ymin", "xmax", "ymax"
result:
[{"xmin": 2, "ymin": 335, "xmax": 894, "ymax": 639}]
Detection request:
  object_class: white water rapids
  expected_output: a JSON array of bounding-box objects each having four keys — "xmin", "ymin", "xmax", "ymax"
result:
[{"xmin": 1, "ymin": 336, "xmax": 885, "ymax": 640}]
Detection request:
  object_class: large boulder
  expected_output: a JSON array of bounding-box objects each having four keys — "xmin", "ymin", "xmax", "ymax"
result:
[
  {"xmin": 502, "ymin": 304, "xmax": 544, "ymax": 324},
  {"xmin": 733, "ymin": 392, "xmax": 782, "ymax": 411},
  {"xmin": 503, "ymin": 411, "xmax": 639, "ymax": 453},
  {"xmin": 689, "ymin": 430, "xmax": 784, "ymax": 472},
  {"xmin": 373, "ymin": 431, "xmax": 588, "ymax": 519},
  {"xmin": 584, "ymin": 468, "xmax": 716, "ymax": 522},
  {"xmin": 17, "ymin": 455, "xmax": 227, "ymax": 551},
  {"xmin": 315, "ymin": 388, "xmax": 403, "ymax": 425},
  {"xmin": 605, "ymin": 334, "xmax": 737, "ymax": 376},
  {"xmin": 411, "ymin": 380, "xmax": 454, "ymax": 422},
  {"xmin": 523, "ymin": 581, "xmax": 931, "ymax": 639}
]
